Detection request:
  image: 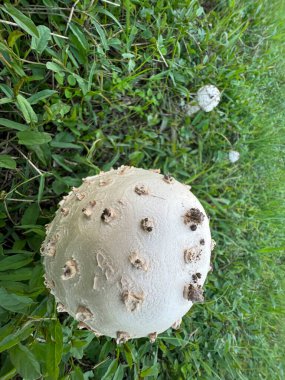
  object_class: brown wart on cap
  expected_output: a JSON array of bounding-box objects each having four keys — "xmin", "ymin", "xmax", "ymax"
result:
[
  {"xmin": 128, "ymin": 251, "xmax": 149, "ymax": 271},
  {"xmin": 77, "ymin": 321, "xmax": 91, "ymax": 330},
  {"xmin": 82, "ymin": 177, "xmax": 92, "ymax": 185},
  {"xmin": 163, "ymin": 174, "xmax": 174, "ymax": 184},
  {"xmin": 56, "ymin": 302, "xmax": 67, "ymax": 312},
  {"xmin": 61, "ymin": 259, "xmax": 78, "ymax": 280},
  {"xmin": 184, "ymin": 208, "xmax": 205, "ymax": 226},
  {"xmin": 141, "ymin": 217, "xmax": 154, "ymax": 232},
  {"xmin": 72, "ymin": 187, "xmax": 86, "ymax": 201},
  {"xmin": 184, "ymin": 247, "xmax": 202, "ymax": 263},
  {"xmin": 117, "ymin": 165, "xmax": 131, "ymax": 175},
  {"xmin": 101, "ymin": 208, "xmax": 115, "ymax": 223},
  {"xmin": 82, "ymin": 200, "xmax": 97, "ymax": 218},
  {"xmin": 134, "ymin": 184, "xmax": 149, "ymax": 195},
  {"xmin": 40, "ymin": 234, "xmax": 59, "ymax": 257},
  {"xmin": 150, "ymin": 168, "xmax": 161, "ymax": 173},
  {"xmin": 99, "ymin": 177, "xmax": 113, "ymax": 187},
  {"xmin": 75, "ymin": 306, "xmax": 93, "ymax": 322},
  {"xmin": 43, "ymin": 274, "xmax": 55, "ymax": 290},
  {"xmin": 211, "ymin": 239, "xmax": 216, "ymax": 251},
  {"xmin": 116, "ymin": 331, "xmax": 130, "ymax": 344},
  {"xmin": 78, "ymin": 322, "xmax": 103, "ymax": 336},
  {"xmin": 183, "ymin": 284, "xmax": 204, "ymax": 303},
  {"xmin": 121, "ymin": 290, "xmax": 145, "ymax": 312},
  {"xmin": 148, "ymin": 332, "xmax": 158, "ymax": 343},
  {"xmin": 45, "ymin": 223, "xmax": 51, "ymax": 233},
  {"xmin": 60, "ymin": 207, "xmax": 69, "ymax": 216},
  {"xmin": 172, "ymin": 318, "xmax": 182, "ymax": 330},
  {"xmin": 192, "ymin": 272, "xmax": 202, "ymax": 283}
]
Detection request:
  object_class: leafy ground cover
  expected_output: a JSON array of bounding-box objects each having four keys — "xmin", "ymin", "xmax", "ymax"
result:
[{"xmin": 0, "ymin": 0, "xmax": 284, "ymax": 379}]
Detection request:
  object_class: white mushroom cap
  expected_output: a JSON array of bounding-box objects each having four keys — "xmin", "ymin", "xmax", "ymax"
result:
[
  {"xmin": 228, "ymin": 150, "xmax": 240, "ymax": 163},
  {"xmin": 196, "ymin": 85, "xmax": 221, "ymax": 112},
  {"xmin": 41, "ymin": 166, "xmax": 213, "ymax": 341}
]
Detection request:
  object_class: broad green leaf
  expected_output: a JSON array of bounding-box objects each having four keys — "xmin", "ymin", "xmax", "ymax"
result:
[
  {"xmin": 9, "ymin": 343, "xmax": 41, "ymax": 380},
  {"xmin": 0, "ymin": 155, "xmax": 16, "ymax": 169},
  {"xmin": 102, "ymin": 151, "xmax": 120, "ymax": 171},
  {"xmin": 0, "ymin": 267, "xmax": 33, "ymax": 281},
  {"xmin": 122, "ymin": 343, "xmax": 133, "ymax": 368},
  {"xmin": 17, "ymin": 130, "xmax": 52, "ymax": 146},
  {"xmin": 37, "ymin": 175, "xmax": 45, "ymax": 204},
  {"xmin": 97, "ymin": 7, "xmax": 122, "ymax": 29},
  {"xmin": 8, "ymin": 30, "xmax": 24, "ymax": 47},
  {"xmin": 28, "ymin": 265, "xmax": 44, "ymax": 292},
  {"xmin": 9, "ymin": 59, "xmax": 26, "ymax": 77},
  {"xmin": 0, "ymin": 281, "xmax": 28, "ymax": 294},
  {"xmin": 31, "ymin": 25, "xmax": 51, "ymax": 54},
  {"xmin": 27, "ymin": 89, "xmax": 57, "ymax": 104},
  {"xmin": 0, "ymin": 84, "xmax": 13, "ymax": 97},
  {"xmin": 67, "ymin": 74, "xmax": 77, "ymax": 86},
  {"xmin": 0, "ymin": 97, "xmax": 13, "ymax": 105},
  {"xmin": 70, "ymin": 331, "xmax": 94, "ymax": 360},
  {"xmin": 46, "ymin": 320, "xmax": 63, "ymax": 380},
  {"xmin": 73, "ymin": 74, "xmax": 88, "ymax": 95},
  {"xmin": 0, "ymin": 367, "xmax": 17, "ymax": 380},
  {"xmin": 0, "ymin": 288, "xmax": 34, "ymax": 312},
  {"xmin": 91, "ymin": 19, "xmax": 109, "ymax": 50},
  {"xmin": 101, "ymin": 360, "xmax": 118, "ymax": 380},
  {"xmin": 52, "ymin": 154, "xmax": 73, "ymax": 172},
  {"xmin": 113, "ymin": 364, "xmax": 125, "ymax": 380},
  {"xmin": 87, "ymin": 61, "xmax": 97, "ymax": 91},
  {"xmin": 129, "ymin": 151, "xmax": 144, "ymax": 164},
  {"xmin": 70, "ymin": 366, "xmax": 84, "ymax": 380},
  {"xmin": 140, "ymin": 364, "xmax": 160, "ymax": 378},
  {"xmin": 257, "ymin": 246, "xmax": 285, "ymax": 253},
  {"xmin": 69, "ymin": 23, "xmax": 88, "ymax": 51},
  {"xmin": 0, "ymin": 253, "xmax": 33, "ymax": 271},
  {"xmin": 0, "ymin": 118, "xmax": 28, "ymax": 131},
  {"xmin": 21, "ymin": 203, "xmax": 40, "ymax": 225},
  {"xmin": 50, "ymin": 141, "xmax": 81, "ymax": 149},
  {"xmin": 0, "ymin": 322, "xmax": 35, "ymax": 353},
  {"xmin": 28, "ymin": 144, "xmax": 48, "ymax": 166},
  {"xmin": 3, "ymin": 4, "xmax": 39, "ymax": 38},
  {"xmin": 46, "ymin": 61, "xmax": 65, "ymax": 73},
  {"xmin": 16, "ymin": 94, "xmax": 38, "ymax": 124},
  {"xmin": 43, "ymin": 101, "xmax": 71, "ymax": 122}
]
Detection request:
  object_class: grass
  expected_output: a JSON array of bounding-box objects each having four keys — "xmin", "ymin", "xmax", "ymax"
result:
[{"xmin": 0, "ymin": 0, "xmax": 284, "ymax": 379}]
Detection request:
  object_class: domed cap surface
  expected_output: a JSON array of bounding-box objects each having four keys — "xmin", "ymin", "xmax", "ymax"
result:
[
  {"xmin": 196, "ymin": 85, "xmax": 221, "ymax": 112},
  {"xmin": 41, "ymin": 167, "xmax": 212, "ymax": 341}
]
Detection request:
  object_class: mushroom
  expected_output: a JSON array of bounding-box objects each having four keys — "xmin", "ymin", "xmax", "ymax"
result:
[
  {"xmin": 228, "ymin": 150, "xmax": 240, "ymax": 163},
  {"xmin": 185, "ymin": 84, "xmax": 221, "ymax": 115},
  {"xmin": 41, "ymin": 166, "xmax": 213, "ymax": 340}
]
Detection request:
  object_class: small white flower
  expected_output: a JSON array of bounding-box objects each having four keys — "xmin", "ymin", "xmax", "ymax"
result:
[{"xmin": 229, "ymin": 151, "xmax": 240, "ymax": 163}]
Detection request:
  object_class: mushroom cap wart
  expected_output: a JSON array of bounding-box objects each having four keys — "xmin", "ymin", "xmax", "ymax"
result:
[
  {"xmin": 41, "ymin": 166, "xmax": 212, "ymax": 341},
  {"xmin": 196, "ymin": 85, "xmax": 221, "ymax": 112}
]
